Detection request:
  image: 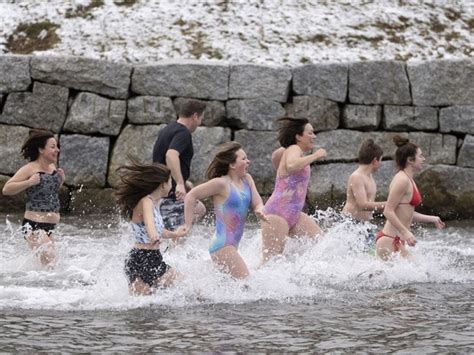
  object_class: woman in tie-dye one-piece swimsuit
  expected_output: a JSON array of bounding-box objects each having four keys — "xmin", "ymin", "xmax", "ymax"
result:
[
  {"xmin": 183, "ymin": 142, "xmax": 266, "ymax": 279},
  {"xmin": 261, "ymin": 117, "xmax": 327, "ymax": 263}
]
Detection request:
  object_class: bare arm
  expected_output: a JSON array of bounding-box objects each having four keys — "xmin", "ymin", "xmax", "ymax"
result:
[
  {"xmin": 284, "ymin": 145, "xmax": 326, "ymax": 173},
  {"xmin": 413, "ymin": 212, "xmax": 445, "ymax": 229},
  {"xmin": 162, "ymin": 227, "xmax": 187, "ymax": 240},
  {"xmin": 165, "ymin": 149, "xmax": 186, "ymax": 200},
  {"xmin": 142, "ymin": 198, "xmax": 161, "ymax": 244},
  {"xmin": 350, "ymin": 176, "xmax": 385, "ymax": 211},
  {"xmin": 57, "ymin": 168, "xmax": 65, "ymax": 187},
  {"xmin": 245, "ymin": 174, "xmax": 267, "ymax": 221},
  {"xmin": 2, "ymin": 165, "xmax": 40, "ymax": 196},
  {"xmin": 271, "ymin": 147, "xmax": 285, "ymax": 171},
  {"xmin": 183, "ymin": 178, "xmax": 226, "ymax": 229}
]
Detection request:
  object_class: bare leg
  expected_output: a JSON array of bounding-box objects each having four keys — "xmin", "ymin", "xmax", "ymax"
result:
[
  {"xmin": 399, "ymin": 244, "xmax": 414, "ymax": 260},
  {"xmin": 376, "ymin": 238, "xmax": 413, "ymax": 261},
  {"xmin": 211, "ymin": 246, "xmax": 249, "ymax": 279},
  {"xmin": 261, "ymin": 215, "xmax": 289, "ymax": 264},
  {"xmin": 289, "ymin": 212, "xmax": 322, "ymax": 239},
  {"xmin": 129, "ymin": 268, "xmax": 183, "ymax": 296},
  {"xmin": 159, "ymin": 268, "xmax": 205, "ymax": 300},
  {"xmin": 26, "ymin": 231, "xmax": 56, "ymax": 268},
  {"xmin": 156, "ymin": 268, "xmax": 183, "ymax": 288},
  {"xmin": 129, "ymin": 279, "xmax": 152, "ymax": 296}
]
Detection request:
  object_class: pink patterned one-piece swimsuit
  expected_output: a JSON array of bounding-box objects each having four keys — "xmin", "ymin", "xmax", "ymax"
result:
[{"xmin": 264, "ymin": 165, "xmax": 310, "ymax": 228}]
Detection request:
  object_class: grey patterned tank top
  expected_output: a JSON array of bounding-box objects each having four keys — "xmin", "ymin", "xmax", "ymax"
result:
[
  {"xmin": 25, "ymin": 171, "xmax": 61, "ymax": 212},
  {"xmin": 131, "ymin": 196, "xmax": 165, "ymax": 244}
]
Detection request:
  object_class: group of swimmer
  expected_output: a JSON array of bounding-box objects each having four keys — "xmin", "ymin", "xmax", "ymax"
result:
[{"xmin": 2, "ymin": 99, "xmax": 445, "ymax": 296}]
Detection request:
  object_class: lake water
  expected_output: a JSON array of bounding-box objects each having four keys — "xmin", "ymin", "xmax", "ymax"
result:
[{"xmin": 0, "ymin": 212, "xmax": 472, "ymax": 352}]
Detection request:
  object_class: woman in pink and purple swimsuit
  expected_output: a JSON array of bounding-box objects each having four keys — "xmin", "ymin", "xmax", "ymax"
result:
[{"xmin": 261, "ymin": 117, "xmax": 327, "ymax": 263}]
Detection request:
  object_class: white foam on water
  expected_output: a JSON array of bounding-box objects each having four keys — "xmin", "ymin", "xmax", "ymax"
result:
[{"xmin": 0, "ymin": 214, "xmax": 472, "ymax": 311}]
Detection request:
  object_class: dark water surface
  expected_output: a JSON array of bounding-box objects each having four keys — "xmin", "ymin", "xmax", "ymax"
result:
[{"xmin": 1, "ymin": 214, "xmax": 472, "ymax": 352}]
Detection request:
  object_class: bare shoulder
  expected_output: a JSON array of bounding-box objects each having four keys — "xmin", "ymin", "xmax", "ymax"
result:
[
  {"xmin": 243, "ymin": 173, "xmax": 256, "ymax": 185},
  {"xmin": 209, "ymin": 176, "xmax": 232, "ymax": 198},
  {"xmin": 141, "ymin": 195, "xmax": 153, "ymax": 207},
  {"xmin": 209, "ymin": 176, "xmax": 229, "ymax": 190},
  {"xmin": 348, "ymin": 170, "xmax": 363, "ymax": 183},
  {"xmin": 10, "ymin": 162, "xmax": 38, "ymax": 180},
  {"xmin": 393, "ymin": 171, "xmax": 410, "ymax": 184},
  {"xmin": 244, "ymin": 173, "xmax": 253, "ymax": 181},
  {"xmin": 271, "ymin": 147, "xmax": 285, "ymax": 170},
  {"xmin": 286, "ymin": 144, "xmax": 302, "ymax": 154},
  {"xmin": 284, "ymin": 145, "xmax": 303, "ymax": 160},
  {"xmin": 131, "ymin": 198, "xmax": 146, "ymax": 222},
  {"xmin": 272, "ymin": 147, "xmax": 285, "ymax": 156},
  {"xmin": 348, "ymin": 170, "xmax": 358, "ymax": 179},
  {"xmin": 390, "ymin": 171, "xmax": 410, "ymax": 190}
]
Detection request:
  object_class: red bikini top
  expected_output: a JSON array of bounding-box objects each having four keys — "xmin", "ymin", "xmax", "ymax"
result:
[{"xmin": 399, "ymin": 172, "xmax": 422, "ymax": 207}]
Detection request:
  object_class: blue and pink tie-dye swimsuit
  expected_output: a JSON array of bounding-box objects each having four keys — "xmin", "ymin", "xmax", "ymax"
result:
[{"xmin": 209, "ymin": 179, "xmax": 252, "ymax": 254}]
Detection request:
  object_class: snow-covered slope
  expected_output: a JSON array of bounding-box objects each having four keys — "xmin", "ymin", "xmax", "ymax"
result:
[{"xmin": 0, "ymin": 0, "xmax": 472, "ymax": 65}]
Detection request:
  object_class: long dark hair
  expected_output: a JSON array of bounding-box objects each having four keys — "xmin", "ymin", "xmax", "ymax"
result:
[
  {"xmin": 114, "ymin": 159, "xmax": 170, "ymax": 219},
  {"xmin": 21, "ymin": 129, "xmax": 55, "ymax": 161},
  {"xmin": 277, "ymin": 117, "xmax": 309, "ymax": 148},
  {"xmin": 393, "ymin": 135, "xmax": 419, "ymax": 169},
  {"xmin": 206, "ymin": 141, "xmax": 242, "ymax": 180}
]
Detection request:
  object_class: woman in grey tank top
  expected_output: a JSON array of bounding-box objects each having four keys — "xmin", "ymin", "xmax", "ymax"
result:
[{"xmin": 2, "ymin": 129, "xmax": 65, "ymax": 268}]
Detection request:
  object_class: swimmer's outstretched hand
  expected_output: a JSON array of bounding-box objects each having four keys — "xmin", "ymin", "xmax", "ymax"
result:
[
  {"xmin": 28, "ymin": 172, "xmax": 41, "ymax": 187},
  {"xmin": 175, "ymin": 183, "xmax": 187, "ymax": 201},
  {"xmin": 57, "ymin": 168, "xmax": 65, "ymax": 183},
  {"xmin": 255, "ymin": 206, "xmax": 268, "ymax": 222},
  {"xmin": 148, "ymin": 236, "xmax": 160, "ymax": 249},
  {"xmin": 312, "ymin": 148, "xmax": 327, "ymax": 160},
  {"xmin": 174, "ymin": 225, "xmax": 189, "ymax": 238},
  {"xmin": 432, "ymin": 216, "xmax": 445, "ymax": 229},
  {"xmin": 163, "ymin": 227, "xmax": 186, "ymax": 245},
  {"xmin": 402, "ymin": 231, "xmax": 417, "ymax": 247}
]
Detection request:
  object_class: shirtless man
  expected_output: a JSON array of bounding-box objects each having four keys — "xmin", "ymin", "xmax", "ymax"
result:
[
  {"xmin": 343, "ymin": 139, "xmax": 386, "ymax": 221},
  {"xmin": 342, "ymin": 139, "xmax": 385, "ymax": 249}
]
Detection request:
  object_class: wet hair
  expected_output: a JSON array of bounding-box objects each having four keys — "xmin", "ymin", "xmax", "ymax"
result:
[
  {"xmin": 178, "ymin": 99, "xmax": 207, "ymax": 118},
  {"xmin": 393, "ymin": 135, "xmax": 419, "ymax": 169},
  {"xmin": 206, "ymin": 141, "xmax": 242, "ymax": 180},
  {"xmin": 21, "ymin": 129, "xmax": 56, "ymax": 161},
  {"xmin": 114, "ymin": 159, "xmax": 171, "ymax": 219},
  {"xmin": 277, "ymin": 117, "xmax": 309, "ymax": 148},
  {"xmin": 358, "ymin": 139, "xmax": 383, "ymax": 164}
]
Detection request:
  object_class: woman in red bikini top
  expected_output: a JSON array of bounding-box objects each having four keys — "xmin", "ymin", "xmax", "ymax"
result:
[{"xmin": 376, "ymin": 136, "xmax": 445, "ymax": 260}]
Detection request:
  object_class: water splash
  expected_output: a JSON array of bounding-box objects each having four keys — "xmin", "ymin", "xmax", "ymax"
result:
[{"xmin": 0, "ymin": 213, "xmax": 472, "ymax": 311}]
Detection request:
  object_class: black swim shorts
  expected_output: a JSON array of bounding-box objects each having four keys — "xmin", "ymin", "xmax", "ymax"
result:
[
  {"xmin": 124, "ymin": 248, "xmax": 171, "ymax": 287},
  {"xmin": 22, "ymin": 218, "xmax": 56, "ymax": 236},
  {"xmin": 159, "ymin": 197, "xmax": 184, "ymax": 231}
]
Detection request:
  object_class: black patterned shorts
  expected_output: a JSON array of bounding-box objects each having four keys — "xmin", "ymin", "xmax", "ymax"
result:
[
  {"xmin": 159, "ymin": 197, "xmax": 184, "ymax": 231},
  {"xmin": 124, "ymin": 248, "xmax": 171, "ymax": 287},
  {"xmin": 22, "ymin": 218, "xmax": 56, "ymax": 236}
]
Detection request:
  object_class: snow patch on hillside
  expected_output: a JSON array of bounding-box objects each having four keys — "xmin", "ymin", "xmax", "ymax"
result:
[{"xmin": 0, "ymin": 0, "xmax": 472, "ymax": 65}]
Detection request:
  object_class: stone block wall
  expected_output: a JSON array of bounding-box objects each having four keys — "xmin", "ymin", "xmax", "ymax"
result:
[{"xmin": 0, "ymin": 55, "xmax": 473, "ymax": 219}]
